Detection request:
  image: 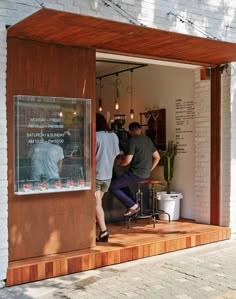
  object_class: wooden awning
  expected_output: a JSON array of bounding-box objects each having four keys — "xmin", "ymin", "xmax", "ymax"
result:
[{"xmin": 7, "ymin": 8, "xmax": 236, "ymax": 66}]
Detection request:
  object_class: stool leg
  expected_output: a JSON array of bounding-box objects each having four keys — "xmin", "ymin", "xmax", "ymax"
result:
[
  {"xmin": 152, "ymin": 184, "xmax": 155, "ymax": 213},
  {"xmin": 135, "ymin": 184, "xmax": 143, "ymax": 215},
  {"xmin": 152, "ymin": 214, "xmax": 156, "ymax": 228}
]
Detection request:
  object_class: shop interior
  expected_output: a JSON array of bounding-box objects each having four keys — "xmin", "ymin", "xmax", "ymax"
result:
[{"xmin": 96, "ymin": 52, "xmax": 200, "ymax": 223}]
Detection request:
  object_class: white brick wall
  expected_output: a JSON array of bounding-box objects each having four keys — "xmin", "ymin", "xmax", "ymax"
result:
[
  {"xmin": 0, "ymin": 28, "xmax": 7, "ymax": 284},
  {"xmin": 1, "ymin": 0, "xmax": 236, "ymax": 283},
  {"xmin": 229, "ymin": 62, "xmax": 236, "ymax": 234},
  {"xmin": 194, "ymin": 69, "xmax": 211, "ymax": 224}
]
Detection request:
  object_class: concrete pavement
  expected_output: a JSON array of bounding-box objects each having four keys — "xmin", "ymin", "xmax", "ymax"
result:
[{"xmin": 1, "ymin": 239, "xmax": 236, "ymax": 299}]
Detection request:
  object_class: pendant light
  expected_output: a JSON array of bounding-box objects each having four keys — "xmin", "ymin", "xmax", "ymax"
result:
[
  {"xmin": 130, "ymin": 69, "xmax": 134, "ymax": 119},
  {"xmin": 115, "ymin": 73, "xmax": 119, "ymax": 111},
  {"xmin": 98, "ymin": 78, "xmax": 103, "ymax": 112}
]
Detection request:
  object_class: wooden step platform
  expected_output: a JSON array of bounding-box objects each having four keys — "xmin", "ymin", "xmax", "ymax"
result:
[{"xmin": 6, "ymin": 219, "xmax": 231, "ymax": 286}]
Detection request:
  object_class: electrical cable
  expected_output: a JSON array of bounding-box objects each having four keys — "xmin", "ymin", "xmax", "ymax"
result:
[
  {"xmin": 167, "ymin": 12, "xmax": 219, "ymax": 40},
  {"xmin": 101, "ymin": 0, "xmax": 144, "ymax": 26},
  {"xmin": 34, "ymin": 0, "xmax": 45, "ymax": 8}
]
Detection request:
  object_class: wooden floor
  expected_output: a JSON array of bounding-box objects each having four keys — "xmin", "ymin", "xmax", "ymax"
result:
[{"xmin": 6, "ymin": 219, "xmax": 231, "ymax": 286}]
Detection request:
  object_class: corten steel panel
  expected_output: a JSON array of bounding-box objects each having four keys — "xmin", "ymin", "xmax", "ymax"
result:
[
  {"xmin": 7, "ymin": 8, "xmax": 236, "ymax": 66},
  {"xmin": 7, "ymin": 37, "xmax": 96, "ymax": 261}
]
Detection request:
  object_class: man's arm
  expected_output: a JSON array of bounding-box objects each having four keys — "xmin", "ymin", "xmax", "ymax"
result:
[
  {"xmin": 57, "ymin": 159, "xmax": 63, "ymax": 174},
  {"xmin": 116, "ymin": 154, "xmax": 133, "ymax": 167},
  {"xmin": 151, "ymin": 150, "xmax": 160, "ymax": 171}
]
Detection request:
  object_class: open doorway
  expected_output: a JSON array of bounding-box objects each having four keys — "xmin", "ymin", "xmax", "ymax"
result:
[{"xmin": 96, "ymin": 52, "xmax": 201, "ymax": 222}]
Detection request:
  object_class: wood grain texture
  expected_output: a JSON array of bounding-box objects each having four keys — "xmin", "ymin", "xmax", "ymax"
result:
[
  {"xmin": 7, "ymin": 8, "xmax": 236, "ymax": 66},
  {"xmin": 7, "ymin": 37, "xmax": 96, "ymax": 261},
  {"xmin": 210, "ymin": 67, "xmax": 221, "ymax": 225},
  {"xmin": 7, "ymin": 220, "xmax": 231, "ymax": 286}
]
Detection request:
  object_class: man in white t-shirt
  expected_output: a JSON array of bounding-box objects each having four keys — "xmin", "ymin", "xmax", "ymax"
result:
[{"xmin": 31, "ymin": 141, "xmax": 64, "ymax": 183}]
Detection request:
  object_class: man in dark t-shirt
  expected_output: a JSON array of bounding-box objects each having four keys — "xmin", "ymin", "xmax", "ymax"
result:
[{"xmin": 109, "ymin": 122, "xmax": 160, "ymax": 217}]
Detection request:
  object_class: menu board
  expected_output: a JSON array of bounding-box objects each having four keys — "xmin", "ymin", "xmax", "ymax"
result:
[
  {"xmin": 14, "ymin": 95, "xmax": 91, "ymax": 195},
  {"xmin": 175, "ymin": 98, "xmax": 195, "ymax": 154}
]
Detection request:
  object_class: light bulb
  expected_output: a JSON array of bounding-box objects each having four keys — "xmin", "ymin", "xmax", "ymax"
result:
[
  {"xmin": 130, "ymin": 109, "xmax": 134, "ymax": 119},
  {"xmin": 115, "ymin": 99, "xmax": 119, "ymax": 111},
  {"xmin": 98, "ymin": 98, "xmax": 102, "ymax": 112}
]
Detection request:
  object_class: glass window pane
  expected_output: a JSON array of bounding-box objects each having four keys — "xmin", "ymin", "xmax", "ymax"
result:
[{"xmin": 14, "ymin": 95, "xmax": 91, "ymax": 195}]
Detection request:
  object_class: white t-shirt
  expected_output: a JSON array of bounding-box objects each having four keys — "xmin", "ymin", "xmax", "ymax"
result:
[{"xmin": 31, "ymin": 142, "xmax": 64, "ymax": 181}]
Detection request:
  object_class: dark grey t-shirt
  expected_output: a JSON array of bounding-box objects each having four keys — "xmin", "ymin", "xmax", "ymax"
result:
[{"xmin": 127, "ymin": 134, "xmax": 157, "ymax": 178}]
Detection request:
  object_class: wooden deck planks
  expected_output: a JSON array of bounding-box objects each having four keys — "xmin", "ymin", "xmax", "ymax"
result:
[{"xmin": 6, "ymin": 220, "xmax": 231, "ymax": 286}]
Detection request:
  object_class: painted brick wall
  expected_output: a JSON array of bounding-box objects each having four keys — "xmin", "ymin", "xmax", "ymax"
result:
[
  {"xmin": 1, "ymin": 0, "xmax": 236, "ymax": 283},
  {"xmin": 194, "ymin": 69, "xmax": 211, "ymax": 224},
  {"xmin": 229, "ymin": 62, "xmax": 236, "ymax": 234},
  {"xmin": 0, "ymin": 27, "xmax": 7, "ymax": 285}
]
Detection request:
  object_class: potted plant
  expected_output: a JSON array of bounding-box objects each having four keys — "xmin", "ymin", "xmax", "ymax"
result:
[
  {"xmin": 161, "ymin": 140, "xmax": 177, "ymax": 194},
  {"xmin": 23, "ymin": 179, "xmax": 31, "ymax": 192},
  {"xmin": 40, "ymin": 174, "xmax": 47, "ymax": 191},
  {"xmin": 68, "ymin": 175, "xmax": 74, "ymax": 189},
  {"xmin": 158, "ymin": 141, "xmax": 182, "ymax": 220},
  {"xmin": 55, "ymin": 178, "xmax": 62, "ymax": 189}
]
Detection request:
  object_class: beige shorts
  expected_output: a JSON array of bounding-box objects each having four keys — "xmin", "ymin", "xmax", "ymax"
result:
[{"xmin": 96, "ymin": 179, "xmax": 111, "ymax": 192}]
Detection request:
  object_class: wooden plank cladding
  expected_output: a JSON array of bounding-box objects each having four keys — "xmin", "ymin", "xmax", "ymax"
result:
[
  {"xmin": 7, "ymin": 220, "xmax": 231, "ymax": 286},
  {"xmin": 210, "ymin": 67, "xmax": 221, "ymax": 225},
  {"xmin": 7, "ymin": 8, "xmax": 236, "ymax": 66},
  {"xmin": 6, "ymin": 37, "xmax": 96, "ymax": 261}
]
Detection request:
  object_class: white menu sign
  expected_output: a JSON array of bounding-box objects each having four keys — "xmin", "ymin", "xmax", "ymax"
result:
[{"xmin": 175, "ymin": 98, "xmax": 194, "ymax": 154}]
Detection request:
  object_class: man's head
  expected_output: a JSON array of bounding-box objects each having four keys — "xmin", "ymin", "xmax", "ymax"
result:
[{"xmin": 128, "ymin": 122, "xmax": 142, "ymax": 136}]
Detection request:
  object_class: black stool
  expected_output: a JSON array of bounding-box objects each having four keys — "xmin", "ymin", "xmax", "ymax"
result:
[
  {"xmin": 125, "ymin": 180, "xmax": 170, "ymax": 228},
  {"xmin": 147, "ymin": 180, "xmax": 171, "ymax": 223}
]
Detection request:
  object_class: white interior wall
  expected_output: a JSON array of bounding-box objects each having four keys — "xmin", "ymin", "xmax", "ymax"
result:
[{"xmin": 97, "ymin": 63, "xmax": 196, "ymax": 220}]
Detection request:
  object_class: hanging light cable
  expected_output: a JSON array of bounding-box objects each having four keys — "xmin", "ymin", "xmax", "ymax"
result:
[
  {"xmin": 130, "ymin": 69, "xmax": 134, "ymax": 119},
  {"xmin": 98, "ymin": 78, "xmax": 103, "ymax": 112},
  {"xmin": 115, "ymin": 73, "xmax": 119, "ymax": 111}
]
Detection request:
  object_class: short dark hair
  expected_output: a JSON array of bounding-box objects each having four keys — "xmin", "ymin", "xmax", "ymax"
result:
[
  {"xmin": 96, "ymin": 113, "xmax": 110, "ymax": 132},
  {"xmin": 129, "ymin": 122, "xmax": 141, "ymax": 131}
]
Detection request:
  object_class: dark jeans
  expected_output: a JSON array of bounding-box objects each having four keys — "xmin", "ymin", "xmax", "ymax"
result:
[{"xmin": 109, "ymin": 170, "xmax": 146, "ymax": 208}]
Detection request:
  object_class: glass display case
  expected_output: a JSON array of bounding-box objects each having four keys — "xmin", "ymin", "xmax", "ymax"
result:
[{"xmin": 14, "ymin": 95, "xmax": 92, "ymax": 195}]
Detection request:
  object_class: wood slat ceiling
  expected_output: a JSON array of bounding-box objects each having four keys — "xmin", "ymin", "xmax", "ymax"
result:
[{"xmin": 7, "ymin": 8, "xmax": 236, "ymax": 66}]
